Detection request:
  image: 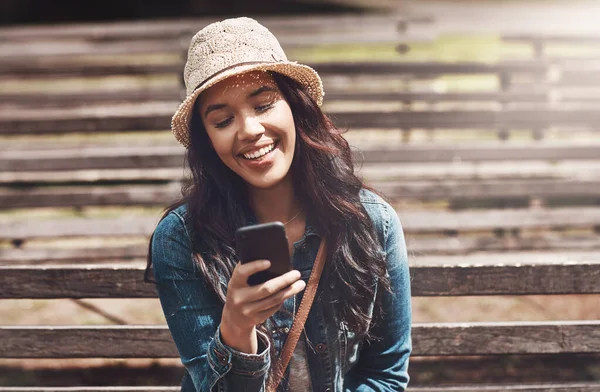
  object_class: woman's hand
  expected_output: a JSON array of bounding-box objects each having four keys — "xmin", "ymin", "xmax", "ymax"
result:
[{"xmin": 220, "ymin": 259, "xmax": 306, "ymax": 354}]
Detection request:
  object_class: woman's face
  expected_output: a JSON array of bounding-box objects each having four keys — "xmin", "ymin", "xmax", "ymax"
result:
[{"xmin": 198, "ymin": 71, "xmax": 296, "ymax": 190}]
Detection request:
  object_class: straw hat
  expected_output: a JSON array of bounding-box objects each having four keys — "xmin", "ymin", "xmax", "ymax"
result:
[{"xmin": 171, "ymin": 17, "xmax": 325, "ymax": 148}]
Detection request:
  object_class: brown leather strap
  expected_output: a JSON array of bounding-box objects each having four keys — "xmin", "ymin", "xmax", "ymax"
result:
[{"xmin": 270, "ymin": 238, "xmax": 328, "ymax": 391}]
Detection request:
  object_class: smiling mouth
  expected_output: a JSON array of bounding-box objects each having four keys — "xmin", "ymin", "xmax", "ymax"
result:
[{"xmin": 241, "ymin": 142, "xmax": 276, "ymax": 160}]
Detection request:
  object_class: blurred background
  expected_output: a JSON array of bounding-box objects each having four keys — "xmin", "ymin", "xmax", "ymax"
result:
[{"xmin": 1, "ymin": 0, "xmax": 600, "ymax": 389}]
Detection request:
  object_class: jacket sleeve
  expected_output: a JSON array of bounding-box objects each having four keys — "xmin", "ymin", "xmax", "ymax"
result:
[
  {"xmin": 344, "ymin": 203, "xmax": 412, "ymax": 391},
  {"xmin": 151, "ymin": 210, "xmax": 271, "ymax": 392}
]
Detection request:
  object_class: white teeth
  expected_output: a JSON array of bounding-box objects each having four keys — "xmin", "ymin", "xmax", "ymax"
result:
[{"xmin": 243, "ymin": 143, "xmax": 274, "ymax": 160}]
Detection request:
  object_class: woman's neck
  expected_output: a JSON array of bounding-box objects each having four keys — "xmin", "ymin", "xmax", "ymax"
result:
[{"xmin": 248, "ymin": 176, "xmax": 301, "ymax": 225}]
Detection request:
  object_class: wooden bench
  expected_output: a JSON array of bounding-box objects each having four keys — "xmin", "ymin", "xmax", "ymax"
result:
[
  {"xmin": 1, "ymin": 255, "xmax": 599, "ymax": 391},
  {"xmin": 1, "ymin": 15, "xmax": 600, "ymax": 390}
]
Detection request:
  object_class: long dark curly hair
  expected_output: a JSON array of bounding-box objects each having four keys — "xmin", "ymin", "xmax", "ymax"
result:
[{"xmin": 145, "ymin": 71, "xmax": 390, "ymax": 340}]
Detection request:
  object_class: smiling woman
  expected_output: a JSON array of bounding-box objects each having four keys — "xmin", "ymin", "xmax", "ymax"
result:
[
  {"xmin": 197, "ymin": 72, "xmax": 297, "ymax": 190},
  {"xmin": 145, "ymin": 17, "xmax": 412, "ymax": 392}
]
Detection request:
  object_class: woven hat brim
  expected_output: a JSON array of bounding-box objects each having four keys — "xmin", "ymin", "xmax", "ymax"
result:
[{"xmin": 171, "ymin": 62, "xmax": 324, "ymax": 148}]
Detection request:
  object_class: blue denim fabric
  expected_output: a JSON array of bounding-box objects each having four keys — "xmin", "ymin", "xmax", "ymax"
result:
[{"xmin": 151, "ymin": 189, "xmax": 412, "ymax": 391}]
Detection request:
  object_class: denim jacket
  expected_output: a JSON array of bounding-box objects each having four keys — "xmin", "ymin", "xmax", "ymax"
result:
[{"xmin": 151, "ymin": 189, "xmax": 412, "ymax": 391}]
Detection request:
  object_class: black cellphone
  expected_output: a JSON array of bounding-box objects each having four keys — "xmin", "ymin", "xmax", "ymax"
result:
[{"xmin": 235, "ymin": 221, "xmax": 292, "ymax": 286}]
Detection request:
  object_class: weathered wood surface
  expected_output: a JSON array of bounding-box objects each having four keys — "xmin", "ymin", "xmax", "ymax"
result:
[
  {"xmin": 6, "ymin": 105, "xmax": 600, "ymax": 135},
  {"xmin": 408, "ymin": 234, "xmax": 600, "ymax": 255},
  {"xmin": 2, "ymin": 207, "xmax": 600, "ymax": 240},
  {"xmin": 0, "ymin": 321, "xmax": 598, "ymax": 358},
  {"xmin": 0, "ymin": 184, "xmax": 180, "ymax": 208},
  {"xmin": 0, "ymin": 89, "xmax": 183, "ymax": 108},
  {"xmin": 0, "ymin": 15, "xmax": 421, "ymax": 41},
  {"xmin": 3, "ymin": 178, "xmax": 600, "ymax": 208},
  {"xmin": 376, "ymin": 178, "xmax": 600, "ymax": 200},
  {"xmin": 0, "ymin": 60, "xmax": 550, "ymax": 80},
  {"xmin": 2, "ymin": 262, "xmax": 599, "ymax": 298},
  {"xmin": 4, "ymin": 143, "xmax": 600, "ymax": 172},
  {"xmin": 0, "ymin": 59, "xmax": 180, "ymax": 78},
  {"xmin": 4, "ymin": 236, "xmax": 600, "ymax": 263},
  {"xmin": 1, "ymin": 91, "xmax": 558, "ymax": 109},
  {"xmin": 503, "ymin": 33, "xmax": 600, "ymax": 44},
  {"xmin": 0, "ymin": 245, "xmax": 148, "ymax": 263}
]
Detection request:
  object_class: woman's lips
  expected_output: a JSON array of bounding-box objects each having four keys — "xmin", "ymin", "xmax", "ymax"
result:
[{"xmin": 239, "ymin": 142, "xmax": 278, "ymax": 168}]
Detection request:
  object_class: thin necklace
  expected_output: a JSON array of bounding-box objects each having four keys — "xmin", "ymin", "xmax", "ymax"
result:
[{"xmin": 283, "ymin": 210, "xmax": 302, "ymax": 226}]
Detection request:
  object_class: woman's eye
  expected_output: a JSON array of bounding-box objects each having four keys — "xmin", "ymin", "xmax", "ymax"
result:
[
  {"xmin": 215, "ymin": 117, "xmax": 233, "ymax": 128},
  {"xmin": 256, "ymin": 103, "xmax": 274, "ymax": 113}
]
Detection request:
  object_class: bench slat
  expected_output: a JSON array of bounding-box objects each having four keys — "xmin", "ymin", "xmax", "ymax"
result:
[
  {"xmin": 3, "ymin": 178, "xmax": 600, "ymax": 208},
  {"xmin": 5, "ymin": 107, "xmax": 600, "ymax": 135},
  {"xmin": 2, "ymin": 208, "xmax": 600, "ymax": 239},
  {"xmin": 0, "ymin": 322, "xmax": 598, "ymax": 358},
  {"xmin": 4, "ymin": 144, "xmax": 600, "ymax": 172},
  {"xmin": 1, "ymin": 263, "xmax": 599, "ymax": 298},
  {"xmin": 1, "ymin": 91, "xmax": 556, "ymax": 109},
  {"xmin": 5, "ymin": 238, "xmax": 600, "ymax": 264}
]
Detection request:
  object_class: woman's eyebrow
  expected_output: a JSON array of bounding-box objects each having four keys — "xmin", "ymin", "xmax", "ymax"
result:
[
  {"xmin": 204, "ymin": 103, "xmax": 226, "ymax": 118},
  {"xmin": 248, "ymin": 85, "xmax": 278, "ymax": 98}
]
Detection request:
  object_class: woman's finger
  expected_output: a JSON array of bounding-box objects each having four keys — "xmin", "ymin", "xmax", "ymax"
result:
[
  {"xmin": 248, "ymin": 279, "xmax": 306, "ymax": 313},
  {"xmin": 243, "ymin": 269, "xmax": 302, "ymax": 302},
  {"xmin": 231, "ymin": 259, "xmax": 271, "ymax": 285}
]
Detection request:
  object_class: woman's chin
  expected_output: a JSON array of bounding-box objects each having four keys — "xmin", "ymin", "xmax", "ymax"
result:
[{"xmin": 242, "ymin": 170, "xmax": 291, "ymax": 190}]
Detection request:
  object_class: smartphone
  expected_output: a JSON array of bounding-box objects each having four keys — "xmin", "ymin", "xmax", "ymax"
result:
[{"xmin": 235, "ymin": 222, "xmax": 292, "ymax": 286}]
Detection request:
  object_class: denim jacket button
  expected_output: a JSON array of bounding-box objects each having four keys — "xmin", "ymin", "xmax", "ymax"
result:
[
  {"xmin": 316, "ymin": 343, "xmax": 327, "ymax": 353},
  {"xmin": 218, "ymin": 356, "xmax": 228, "ymax": 365},
  {"xmin": 300, "ymin": 242, "xmax": 309, "ymax": 253}
]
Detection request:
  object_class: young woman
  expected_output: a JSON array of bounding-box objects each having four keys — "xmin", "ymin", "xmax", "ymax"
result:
[{"xmin": 147, "ymin": 17, "xmax": 411, "ymax": 392}]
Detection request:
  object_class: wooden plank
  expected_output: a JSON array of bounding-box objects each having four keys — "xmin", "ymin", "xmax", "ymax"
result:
[
  {"xmin": 376, "ymin": 178, "xmax": 600, "ymax": 200},
  {"xmin": 0, "ymin": 245, "xmax": 147, "ymax": 263},
  {"xmin": 412, "ymin": 321, "xmax": 600, "ymax": 356},
  {"xmin": 409, "ymin": 235, "xmax": 600, "ymax": 255},
  {"xmin": 2, "ymin": 207, "xmax": 600, "ymax": 239},
  {"xmin": 0, "ymin": 89, "xmax": 183, "ymax": 108},
  {"xmin": 1, "ymin": 60, "xmax": 545, "ymax": 79},
  {"xmin": 3, "ymin": 178, "xmax": 600, "ymax": 209},
  {"xmin": 5, "ymin": 143, "xmax": 600, "ymax": 172},
  {"xmin": 0, "ymin": 39, "xmax": 184, "ymax": 59},
  {"xmin": 0, "ymin": 90, "xmax": 554, "ymax": 109},
  {"xmin": 400, "ymin": 207, "xmax": 600, "ymax": 233},
  {"xmin": 6, "ymin": 88, "xmax": 600, "ymax": 111},
  {"xmin": 7, "ymin": 105, "xmax": 600, "ymax": 135},
  {"xmin": 311, "ymin": 61, "xmax": 548, "ymax": 76},
  {"xmin": 356, "ymin": 144, "xmax": 600, "ymax": 164},
  {"xmin": 0, "ymin": 15, "xmax": 419, "ymax": 41},
  {"xmin": 411, "ymin": 251, "xmax": 600, "ymax": 266},
  {"xmin": 0, "ymin": 321, "xmax": 598, "ymax": 358},
  {"xmin": 0, "ymin": 184, "xmax": 181, "ymax": 208},
  {"xmin": 0, "ymin": 59, "xmax": 180, "ymax": 78},
  {"xmin": 2, "ymin": 262, "xmax": 599, "ymax": 298},
  {"xmin": 503, "ymin": 34, "xmax": 600, "ymax": 44}
]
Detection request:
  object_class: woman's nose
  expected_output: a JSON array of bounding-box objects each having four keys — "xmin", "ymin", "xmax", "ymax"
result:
[{"xmin": 238, "ymin": 114, "xmax": 265, "ymax": 140}]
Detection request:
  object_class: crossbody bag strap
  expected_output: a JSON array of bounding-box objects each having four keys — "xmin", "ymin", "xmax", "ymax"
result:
[{"xmin": 270, "ymin": 238, "xmax": 328, "ymax": 391}]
